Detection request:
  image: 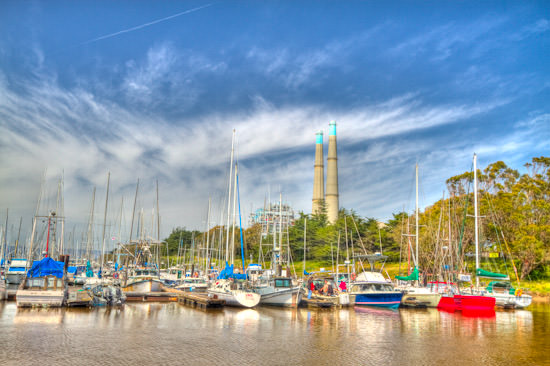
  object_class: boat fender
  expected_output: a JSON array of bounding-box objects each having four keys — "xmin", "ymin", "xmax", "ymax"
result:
[
  {"xmin": 113, "ymin": 273, "xmax": 119, "ymax": 279},
  {"xmin": 351, "ymin": 273, "xmax": 356, "ymax": 281},
  {"xmin": 515, "ymin": 289, "xmax": 523, "ymax": 297}
]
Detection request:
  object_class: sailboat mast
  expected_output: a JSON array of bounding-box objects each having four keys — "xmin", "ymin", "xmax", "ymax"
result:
[
  {"xmin": 303, "ymin": 218, "xmax": 307, "ymax": 278},
  {"xmin": 474, "ymin": 153, "xmax": 480, "ymax": 288},
  {"xmin": 205, "ymin": 197, "xmax": 211, "ymax": 277},
  {"xmin": 100, "ymin": 172, "xmax": 110, "ymax": 272},
  {"xmin": 225, "ymin": 130, "xmax": 235, "ymax": 263},
  {"xmin": 415, "ymin": 163, "xmax": 419, "ymax": 269}
]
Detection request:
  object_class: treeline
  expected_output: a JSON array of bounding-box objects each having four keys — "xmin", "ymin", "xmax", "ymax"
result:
[{"xmin": 164, "ymin": 156, "xmax": 549, "ymax": 280}]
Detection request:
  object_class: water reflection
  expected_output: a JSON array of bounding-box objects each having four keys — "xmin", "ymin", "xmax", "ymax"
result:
[{"xmin": 0, "ymin": 302, "xmax": 548, "ymax": 365}]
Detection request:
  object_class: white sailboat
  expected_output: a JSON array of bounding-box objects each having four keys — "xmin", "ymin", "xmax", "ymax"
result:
[
  {"xmin": 397, "ymin": 164, "xmax": 441, "ymax": 307},
  {"xmin": 253, "ymin": 193, "xmax": 302, "ymax": 307},
  {"xmin": 470, "ymin": 154, "xmax": 532, "ymax": 309},
  {"xmin": 207, "ymin": 131, "xmax": 260, "ymax": 308}
]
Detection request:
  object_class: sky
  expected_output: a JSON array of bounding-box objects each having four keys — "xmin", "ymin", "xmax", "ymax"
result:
[{"xmin": 0, "ymin": 1, "xmax": 548, "ymax": 249}]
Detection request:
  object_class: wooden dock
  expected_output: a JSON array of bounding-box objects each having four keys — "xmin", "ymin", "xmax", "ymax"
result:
[
  {"xmin": 125, "ymin": 291, "xmax": 179, "ymax": 302},
  {"xmin": 178, "ymin": 292, "xmax": 225, "ymax": 309}
]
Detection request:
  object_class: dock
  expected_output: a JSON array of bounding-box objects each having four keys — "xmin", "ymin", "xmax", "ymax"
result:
[
  {"xmin": 178, "ymin": 292, "xmax": 225, "ymax": 309},
  {"xmin": 125, "ymin": 291, "xmax": 179, "ymax": 302}
]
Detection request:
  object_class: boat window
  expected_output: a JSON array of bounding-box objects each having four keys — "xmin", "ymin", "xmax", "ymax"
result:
[
  {"xmin": 57, "ymin": 279, "xmax": 63, "ymax": 287},
  {"xmin": 47, "ymin": 277, "xmax": 55, "ymax": 289},
  {"xmin": 136, "ymin": 270, "xmax": 142, "ymax": 276},
  {"xmin": 275, "ymin": 279, "xmax": 290, "ymax": 288}
]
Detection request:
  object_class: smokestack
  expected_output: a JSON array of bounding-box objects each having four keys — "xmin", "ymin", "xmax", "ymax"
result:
[
  {"xmin": 312, "ymin": 131, "xmax": 324, "ymax": 214},
  {"xmin": 326, "ymin": 121, "xmax": 339, "ymax": 223}
]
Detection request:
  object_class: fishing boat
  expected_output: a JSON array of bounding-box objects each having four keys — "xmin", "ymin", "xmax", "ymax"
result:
[
  {"xmin": 122, "ymin": 266, "xmax": 164, "ymax": 293},
  {"xmin": 350, "ymin": 254, "xmax": 403, "ymax": 309},
  {"xmin": 16, "ymin": 256, "xmax": 68, "ymax": 308},
  {"xmin": 251, "ymin": 266, "xmax": 302, "ymax": 307}
]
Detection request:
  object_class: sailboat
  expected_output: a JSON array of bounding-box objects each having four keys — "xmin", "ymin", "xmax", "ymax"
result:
[
  {"xmin": 207, "ymin": 132, "xmax": 260, "ymax": 308},
  {"xmin": 397, "ymin": 164, "xmax": 442, "ymax": 308},
  {"xmin": 16, "ymin": 211, "xmax": 69, "ymax": 308},
  {"xmin": 437, "ymin": 154, "xmax": 496, "ymax": 313},
  {"xmin": 252, "ymin": 194, "xmax": 302, "ymax": 307}
]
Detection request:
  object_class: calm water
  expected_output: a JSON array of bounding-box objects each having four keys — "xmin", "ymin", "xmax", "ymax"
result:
[{"xmin": 0, "ymin": 302, "xmax": 548, "ymax": 366}]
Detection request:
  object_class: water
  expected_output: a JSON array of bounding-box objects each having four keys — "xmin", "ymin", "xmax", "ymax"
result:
[{"xmin": 0, "ymin": 302, "xmax": 548, "ymax": 365}]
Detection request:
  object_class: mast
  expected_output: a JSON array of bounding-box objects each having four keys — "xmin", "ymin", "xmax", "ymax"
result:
[
  {"xmin": 100, "ymin": 172, "xmax": 110, "ymax": 272},
  {"xmin": 205, "ymin": 197, "xmax": 211, "ymax": 277},
  {"xmin": 303, "ymin": 217, "xmax": 307, "ymax": 278},
  {"xmin": 129, "ymin": 179, "xmax": 139, "ymax": 246},
  {"xmin": 225, "ymin": 130, "xmax": 235, "ymax": 264},
  {"xmin": 415, "ymin": 163, "xmax": 419, "ymax": 269},
  {"xmin": 474, "ymin": 153, "xmax": 480, "ymax": 288},
  {"xmin": 231, "ymin": 161, "xmax": 238, "ymax": 265},
  {"xmin": 236, "ymin": 167, "xmax": 246, "ymax": 273},
  {"xmin": 86, "ymin": 187, "xmax": 96, "ymax": 260}
]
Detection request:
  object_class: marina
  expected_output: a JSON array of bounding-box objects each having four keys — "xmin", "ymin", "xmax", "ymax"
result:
[
  {"xmin": 1, "ymin": 1, "xmax": 549, "ymax": 365},
  {"xmin": 0, "ymin": 301, "xmax": 548, "ymax": 366}
]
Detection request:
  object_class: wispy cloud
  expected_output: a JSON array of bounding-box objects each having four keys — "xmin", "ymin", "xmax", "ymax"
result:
[
  {"xmin": 389, "ymin": 17, "xmax": 507, "ymax": 62},
  {"xmin": 0, "ymin": 61, "xmax": 517, "ymax": 236}
]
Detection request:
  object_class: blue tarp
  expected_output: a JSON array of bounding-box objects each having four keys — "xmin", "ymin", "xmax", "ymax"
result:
[
  {"xmin": 27, "ymin": 257, "xmax": 65, "ymax": 278},
  {"xmin": 217, "ymin": 262, "xmax": 247, "ymax": 280},
  {"xmin": 304, "ymin": 270, "xmax": 310, "ymax": 275},
  {"xmin": 67, "ymin": 266, "xmax": 77, "ymax": 274}
]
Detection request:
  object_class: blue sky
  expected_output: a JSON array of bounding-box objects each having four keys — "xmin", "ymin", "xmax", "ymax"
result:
[{"xmin": 0, "ymin": 1, "xmax": 548, "ymax": 246}]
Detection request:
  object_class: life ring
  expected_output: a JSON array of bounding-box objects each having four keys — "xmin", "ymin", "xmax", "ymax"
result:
[
  {"xmin": 515, "ymin": 288, "xmax": 523, "ymax": 297},
  {"xmin": 113, "ymin": 272, "xmax": 119, "ymax": 279},
  {"xmin": 351, "ymin": 273, "xmax": 356, "ymax": 281}
]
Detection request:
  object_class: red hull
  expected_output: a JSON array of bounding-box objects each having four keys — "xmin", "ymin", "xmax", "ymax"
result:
[{"xmin": 437, "ymin": 295, "xmax": 495, "ymax": 312}]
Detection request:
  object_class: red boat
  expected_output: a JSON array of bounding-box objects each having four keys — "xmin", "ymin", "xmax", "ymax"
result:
[{"xmin": 438, "ymin": 294, "xmax": 495, "ymax": 312}]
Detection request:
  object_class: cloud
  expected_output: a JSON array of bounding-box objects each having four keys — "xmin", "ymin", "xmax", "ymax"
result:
[
  {"xmin": 0, "ymin": 57, "xmax": 518, "ymax": 243},
  {"xmin": 388, "ymin": 17, "xmax": 507, "ymax": 62},
  {"xmin": 245, "ymin": 26, "xmax": 383, "ymax": 88}
]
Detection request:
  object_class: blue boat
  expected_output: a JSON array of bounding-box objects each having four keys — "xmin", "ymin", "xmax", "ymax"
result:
[{"xmin": 350, "ymin": 254, "xmax": 404, "ymax": 309}]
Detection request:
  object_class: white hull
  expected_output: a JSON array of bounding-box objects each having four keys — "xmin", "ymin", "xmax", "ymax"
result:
[
  {"xmin": 490, "ymin": 292, "xmax": 532, "ymax": 308},
  {"xmin": 259, "ymin": 287, "xmax": 302, "ymax": 307},
  {"xmin": 123, "ymin": 279, "xmax": 163, "ymax": 293},
  {"xmin": 401, "ymin": 291, "xmax": 442, "ymax": 308},
  {"xmin": 16, "ymin": 289, "xmax": 65, "ymax": 307},
  {"xmin": 208, "ymin": 288, "xmax": 260, "ymax": 308},
  {"xmin": 0, "ymin": 281, "xmax": 6, "ymax": 300}
]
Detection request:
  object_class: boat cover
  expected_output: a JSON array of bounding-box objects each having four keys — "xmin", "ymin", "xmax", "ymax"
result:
[
  {"xmin": 217, "ymin": 263, "xmax": 247, "ymax": 280},
  {"xmin": 27, "ymin": 257, "xmax": 65, "ymax": 278},
  {"xmin": 476, "ymin": 268, "xmax": 509, "ymax": 279},
  {"xmin": 395, "ymin": 267, "xmax": 419, "ymax": 281}
]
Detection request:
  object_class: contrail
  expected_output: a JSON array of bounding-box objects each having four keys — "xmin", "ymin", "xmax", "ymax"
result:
[{"xmin": 81, "ymin": 3, "xmax": 214, "ymax": 45}]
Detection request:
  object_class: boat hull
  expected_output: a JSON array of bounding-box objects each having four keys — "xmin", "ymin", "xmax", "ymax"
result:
[
  {"xmin": 259, "ymin": 287, "xmax": 302, "ymax": 307},
  {"xmin": 401, "ymin": 292, "xmax": 442, "ymax": 308},
  {"xmin": 208, "ymin": 289, "xmax": 261, "ymax": 308},
  {"xmin": 353, "ymin": 292, "xmax": 403, "ymax": 309},
  {"xmin": 123, "ymin": 279, "xmax": 163, "ymax": 293},
  {"xmin": 16, "ymin": 289, "xmax": 65, "ymax": 307},
  {"xmin": 437, "ymin": 295, "xmax": 495, "ymax": 312}
]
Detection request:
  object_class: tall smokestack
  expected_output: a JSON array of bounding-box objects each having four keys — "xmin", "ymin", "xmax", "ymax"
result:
[
  {"xmin": 326, "ymin": 121, "xmax": 339, "ymax": 223},
  {"xmin": 312, "ymin": 131, "xmax": 324, "ymax": 215}
]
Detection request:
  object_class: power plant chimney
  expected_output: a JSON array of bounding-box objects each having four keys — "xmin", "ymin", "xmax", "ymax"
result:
[
  {"xmin": 326, "ymin": 121, "xmax": 339, "ymax": 223},
  {"xmin": 312, "ymin": 131, "xmax": 325, "ymax": 215}
]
